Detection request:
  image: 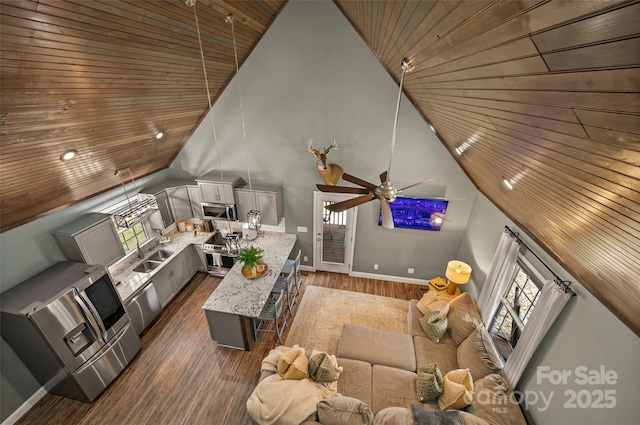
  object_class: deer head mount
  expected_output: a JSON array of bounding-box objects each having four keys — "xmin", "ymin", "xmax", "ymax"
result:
[{"xmin": 308, "ymin": 138, "xmax": 343, "ymax": 186}]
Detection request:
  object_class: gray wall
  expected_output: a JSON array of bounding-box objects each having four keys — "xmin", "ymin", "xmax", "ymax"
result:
[
  {"xmin": 170, "ymin": 0, "xmax": 478, "ymax": 280},
  {"xmin": 459, "ymin": 194, "xmax": 640, "ymax": 425}
]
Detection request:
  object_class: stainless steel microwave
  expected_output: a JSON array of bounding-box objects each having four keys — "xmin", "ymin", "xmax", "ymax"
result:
[{"xmin": 201, "ymin": 202, "xmax": 237, "ymax": 221}]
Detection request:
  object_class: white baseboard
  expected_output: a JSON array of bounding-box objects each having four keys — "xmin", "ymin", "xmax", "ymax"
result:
[
  {"xmin": 300, "ymin": 267, "xmax": 429, "ymax": 286},
  {"xmin": 1, "ymin": 386, "xmax": 47, "ymax": 425},
  {"xmin": 349, "ymin": 271, "xmax": 430, "ymax": 286}
]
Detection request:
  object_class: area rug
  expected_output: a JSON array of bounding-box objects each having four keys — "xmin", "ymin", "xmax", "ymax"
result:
[{"xmin": 285, "ymin": 286, "xmax": 409, "ymax": 354}]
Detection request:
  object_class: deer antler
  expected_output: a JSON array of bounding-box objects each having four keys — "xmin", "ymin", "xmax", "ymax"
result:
[
  {"xmin": 324, "ymin": 138, "xmax": 338, "ymax": 155},
  {"xmin": 308, "ymin": 138, "xmax": 320, "ymax": 157}
]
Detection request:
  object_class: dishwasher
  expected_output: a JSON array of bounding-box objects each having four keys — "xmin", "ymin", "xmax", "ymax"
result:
[{"xmin": 124, "ymin": 281, "xmax": 162, "ymax": 335}]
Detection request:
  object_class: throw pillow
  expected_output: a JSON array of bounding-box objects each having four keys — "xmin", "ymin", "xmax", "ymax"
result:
[
  {"xmin": 457, "ymin": 324, "xmax": 503, "ymax": 381},
  {"xmin": 447, "ymin": 293, "xmax": 482, "ymax": 345},
  {"xmin": 438, "ymin": 368, "xmax": 474, "ymax": 411},
  {"xmin": 308, "ymin": 351, "xmax": 341, "ymax": 383},
  {"xmin": 417, "ymin": 363, "xmax": 444, "ymax": 401},
  {"xmin": 419, "ymin": 311, "xmax": 448, "ymax": 343},
  {"xmin": 416, "ymin": 292, "xmax": 450, "ymax": 319},
  {"xmin": 317, "ymin": 396, "xmax": 374, "ymax": 425},
  {"xmin": 411, "ymin": 404, "xmax": 464, "ymax": 425},
  {"xmin": 277, "ymin": 345, "xmax": 309, "ymax": 380}
]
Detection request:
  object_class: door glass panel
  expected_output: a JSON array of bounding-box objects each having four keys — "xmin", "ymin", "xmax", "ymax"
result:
[{"xmin": 321, "ymin": 201, "xmax": 346, "ymax": 264}]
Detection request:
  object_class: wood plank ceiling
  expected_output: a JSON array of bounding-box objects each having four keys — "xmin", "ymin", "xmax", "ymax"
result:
[
  {"xmin": 0, "ymin": 0, "xmax": 286, "ymax": 230},
  {"xmin": 334, "ymin": 0, "xmax": 640, "ymax": 335},
  {"xmin": 1, "ymin": 1, "xmax": 638, "ymax": 335}
]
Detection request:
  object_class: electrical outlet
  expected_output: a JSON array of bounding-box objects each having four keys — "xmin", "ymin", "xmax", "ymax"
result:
[
  {"xmin": 374, "ymin": 264, "xmax": 379, "ymax": 270},
  {"xmin": 408, "ymin": 268, "xmax": 415, "ymax": 274},
  {"xmin": 303, "ymin": 256, "xmax": 308, "ymax": 262}
]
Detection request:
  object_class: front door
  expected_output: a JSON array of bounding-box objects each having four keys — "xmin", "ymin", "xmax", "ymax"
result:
[{"xmin": 313, "ymin": 191, "xmax": 357, "ymax": 274}]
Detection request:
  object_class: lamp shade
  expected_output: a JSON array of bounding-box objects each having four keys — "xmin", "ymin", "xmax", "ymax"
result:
[{"xmin": 445, "ymin": 260, "xmax": 472, "ymax": 284}]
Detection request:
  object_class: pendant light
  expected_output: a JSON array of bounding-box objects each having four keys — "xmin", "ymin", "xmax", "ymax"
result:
[
  {"xmin": 227, "ymin": 14, "xmax": 261, "ymax": 231},
  {"xmin": 187, "ymin": 0, "xmax": 234, "ymax": 237}
]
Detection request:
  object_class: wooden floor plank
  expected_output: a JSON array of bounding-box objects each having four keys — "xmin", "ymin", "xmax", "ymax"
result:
[{"xmin": 15, "ymin": 271, "xmax": 425, "ymax": 425}]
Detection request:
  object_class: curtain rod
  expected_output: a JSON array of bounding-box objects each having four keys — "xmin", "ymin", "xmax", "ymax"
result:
[{"xmin": 504, "ymin": 226, "xmax": 577, "ymax": 296}]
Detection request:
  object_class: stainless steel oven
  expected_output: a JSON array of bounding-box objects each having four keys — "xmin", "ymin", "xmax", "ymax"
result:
[
  {"xmin": 201, "ymin": 202, "xmax": 237, "ymax": 221},
  {"xmin": 202, "ymin": 231, "xmax": 237, "ymax": 276}
]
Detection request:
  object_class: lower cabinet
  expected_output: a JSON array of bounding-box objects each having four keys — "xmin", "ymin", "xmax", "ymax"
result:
[{"xmin": 153, "ymin": 249, "xmax": 194, "ymax": 308}]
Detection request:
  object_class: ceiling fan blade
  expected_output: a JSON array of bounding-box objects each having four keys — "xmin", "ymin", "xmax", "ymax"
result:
[
  {"xmin": 380, "ymin": 198, "xmax": 394, "ymax": 229},
  {"xmin": 380, "ymin": 171, "xmax": 388, "ymax": 183},
  {"xmin": 397, "ymin": 178, "xmax": 434, "ymax": 193},
  {"xmin": 324, "ymin": 193, "xmax": 375, "ymax": 212},
  {"xmin": 341, "ymin": 173, "xmax": 377, "ymax": 190},
  {"xmin": 316, "ymin": 184, "xmax": 370, "ymax": 194}
]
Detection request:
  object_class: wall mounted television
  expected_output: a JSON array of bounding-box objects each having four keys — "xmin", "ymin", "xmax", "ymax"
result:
[{"xmin": 378, "ymin": 196, "xmax": 448, "ymax": 231}]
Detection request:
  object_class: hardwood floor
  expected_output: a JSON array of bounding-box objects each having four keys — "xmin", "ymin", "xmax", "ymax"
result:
[{"xmin": 15, "ymin": 271, "xmax": 424, "ymax": 425}]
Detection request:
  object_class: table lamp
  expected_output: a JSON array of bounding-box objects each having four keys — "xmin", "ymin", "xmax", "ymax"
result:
[{"xmin": 445, "ymin": 260, "xmax": 472, "ymax": 295}]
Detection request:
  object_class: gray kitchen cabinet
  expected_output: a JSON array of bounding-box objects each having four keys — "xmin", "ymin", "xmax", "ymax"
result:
[
  {"xmin": 191, "ymin": 244, "xmax": 208, "ymax": 272},
  {"xmin": 53, "ymin": 213, "xmax": 125, "ymax": 266},
  {"xmin": 152, "ymin": 266, "xmax": 174, "ymax": 307},
  {"xmin": 171, "ymin": 251, "xmax": 190, "ymax": 293},
  {"xmin": 166, "ymin": 186, "xmax": 191, "ymax": 223},
  {"xmin": 234, "ymin": 184, "xmax": 284, "ymax": 226},
  {"xmin": 196, "ymin": 172, "xmax": 244, "ymax": 205},
  {"xmin": 187, "ymin": 185, "xmax": 203, "ymax": 219}
]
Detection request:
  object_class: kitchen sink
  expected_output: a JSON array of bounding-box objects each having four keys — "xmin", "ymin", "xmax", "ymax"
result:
[
  {"xmin": 148, "ymin": 249, "xmax": 174, "ymax": 262},
  {"xmin": 132, "ymin": 260, "xmax": 163, "ymax": 273}
]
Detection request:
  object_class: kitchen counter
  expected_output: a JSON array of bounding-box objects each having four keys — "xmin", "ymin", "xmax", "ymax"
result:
[
  {"xmin": 201, "ymin": 231, "xmax": 296, "ymax": 350},
  {"xmin": 109, "ymin": 230, "xmax": 213, "ymax": 302}
]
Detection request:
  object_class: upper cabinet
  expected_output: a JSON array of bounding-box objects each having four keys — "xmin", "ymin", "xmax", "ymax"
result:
[
  {"xmin": 53, "ymin": 213, "xmax": 125, "ymax": 267},
  {"xmin": 196, "ymin": 172, "xmax": 244, "ymax": 205},
  {"xmin": 234, "ymin": 184, "xmax": 284, "ymax": 226},
  {"xmin": 187, "ymin": 186, "xmax": 203, "ymax": 219},
  {"xmin": 140, "ymin": 179, "xmax": 199, "ymax": 229}
]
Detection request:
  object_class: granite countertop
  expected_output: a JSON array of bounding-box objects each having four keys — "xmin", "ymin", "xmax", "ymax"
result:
[
  {"xmin": 109, "ymin": 230, "xmax": 213, "ymax": 302},
  {"xmin": 202, "ymin": 232, "xmax": 297, "ymax": 318}
]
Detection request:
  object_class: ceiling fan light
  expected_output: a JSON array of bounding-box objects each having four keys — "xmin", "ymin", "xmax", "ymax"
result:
[
  {"xmin": 155, "ymin": 132, "xmax": 164, "ymax": 139},
  {"xmin": 60, "ymin": 149, "xmax": 77, "ymax": 161}
]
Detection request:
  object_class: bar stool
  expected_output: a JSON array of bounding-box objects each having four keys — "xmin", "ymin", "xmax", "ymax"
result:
[
  {"xmin": 281, "ymin": 249, "xmax": 302, "ymax": 296},
  {"xmin": 253, "ymin": 289, "xmax": 288, "ymax": 344},
  {"xmin": 272, "ymin": 268, "xmax": 295, "ymax": 317}
]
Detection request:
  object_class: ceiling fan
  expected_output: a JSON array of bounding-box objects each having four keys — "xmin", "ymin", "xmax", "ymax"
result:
[{"xmin": 316, "ymin": 58, "xmax": 435, "ymax": 229}]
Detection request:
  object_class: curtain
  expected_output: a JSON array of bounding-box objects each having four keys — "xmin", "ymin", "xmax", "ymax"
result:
[
  {"xmin": 477, "ymin": 229, "xmax": 520, "ymax": 323},
  {"xmin": 503, "ymin": 280, "xmax": 572, "ymax": 386}
]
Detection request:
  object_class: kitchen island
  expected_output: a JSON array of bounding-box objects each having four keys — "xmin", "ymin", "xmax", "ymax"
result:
[{"xmin": 202, "ymin": 231, "xmax": 296, "ymax": 350}]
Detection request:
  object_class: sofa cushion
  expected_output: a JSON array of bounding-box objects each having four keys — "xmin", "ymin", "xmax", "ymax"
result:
[
  {"xmin": 338, "ymin": 325, "xmax": 416, "ymax": 372},
  {"xmin": 417, "ymin": 363, "xmax": 444, "ymax": 401},
  {"xmin": 419, "ymin": 311, "xmax": 448, "ymax": 343},
  {"xmin": 409, "ymin": 300, "xmax": 426, "ymax": 337},
  {"xmin": 317, "ymin": 396, "xmax": 374, "ymax": 425},
  {"xmin": 438, "ymin": 369, "xmax": 474, "ymax": 411},
  {"xmin": 337, "ymin": 358, "xmax": 373, "ymax": 408},
  {"xmin": 467, "ymin": 374, "xmax": 527, "ymax": 425},
  {"xmin": 414, "ymin": 335, "xmax": 459, "ymax": 376},
  {"xmin": 447, "ymin": 293, "xmax": 483, "ymax": 345},
  {"xmin": 371, "ymin": 365, "xmax": 420, "ymax": 413},
  {"xmin": 372, "ymin": 407, "xmax": 414, "ymax": 425},
  {"xmin": 457, "ymin": 324, "xmax": 503, "ymax": 381},
  {"xmin": 416, "ymin": 291, "xmax": 450, "ymax": 319}
]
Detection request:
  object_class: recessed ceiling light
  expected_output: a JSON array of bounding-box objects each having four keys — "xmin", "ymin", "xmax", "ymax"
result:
[
  {"xmin": 60, "ymin": 149, "xmax": 77, "ymax": 161},
  {"xmin": 155, "ymin": 132, "xmax": 164, "ymax": 139},
  {"xmin": 503, "ymin": 178, "xmax": 514, "ymax": 190},
  {"xmin": 455, "ymin": 147, "xmax": 463, "ymax": 155},
  {"xmin": 428, "ymin": 124, "xmax": 436, "ymax": 133}
]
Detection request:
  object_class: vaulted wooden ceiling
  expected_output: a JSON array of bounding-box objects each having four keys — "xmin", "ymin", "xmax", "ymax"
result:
[{"xmin": 1, "ymin": 1, "xmax": 639, "ymax": 334}]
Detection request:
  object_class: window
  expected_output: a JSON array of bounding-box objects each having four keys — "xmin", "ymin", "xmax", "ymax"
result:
[
  {"xmin": 489, "ymin": 257, "xmax": 543, "ymax": 362},
  {"xmin": 117, "ymin": 222, "xmax": 147, "ymax": 253}
]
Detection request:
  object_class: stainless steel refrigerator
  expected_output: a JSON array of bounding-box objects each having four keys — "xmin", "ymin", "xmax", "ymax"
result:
[{"xmin": 1, "ymin": 261, "xmax": 141, "ymax": 401}]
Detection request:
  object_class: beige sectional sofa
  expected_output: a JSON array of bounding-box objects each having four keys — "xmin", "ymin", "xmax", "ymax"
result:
[{"xmin": 249, "ymin": 291, "xmax": 528, "ymax": 425}]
